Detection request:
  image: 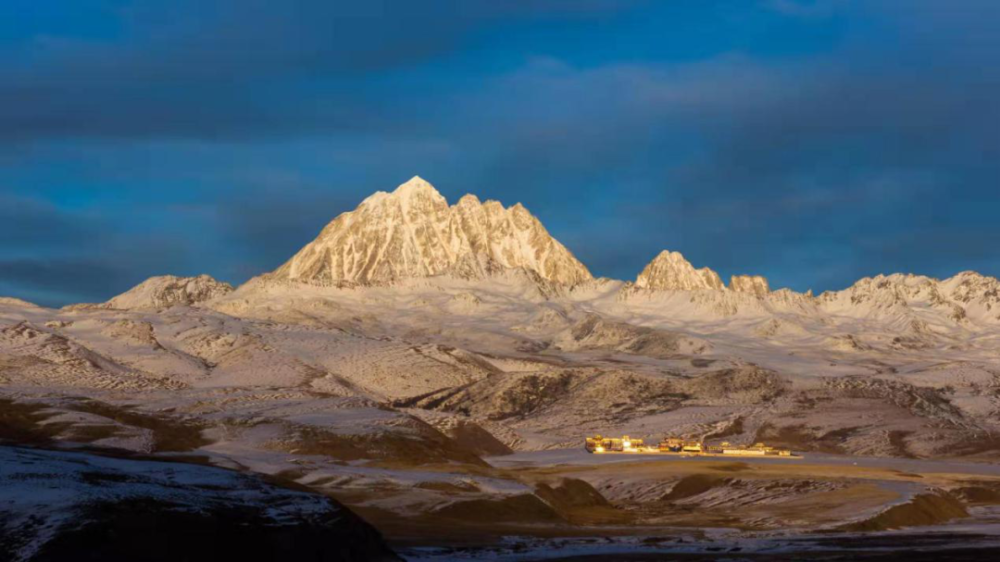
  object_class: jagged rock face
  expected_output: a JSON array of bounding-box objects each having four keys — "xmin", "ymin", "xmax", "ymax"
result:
[
  {"xmin": 942, "ymin": 271, "xmax": 1000, "ymax": 321},
  {"xmin": 730, "ymin": 275, "xmax": 770, "ymax": 297},
  {"xmin": 104, "ymin": 275, "xmax": 234, "ymax": 311},
  {"xmin": 634, "ymin": 251, "xmax": 724, "ymax": 291},
  {"xmin": 271, "ymin": 176, "xmax": 592, "ymax": 286}
]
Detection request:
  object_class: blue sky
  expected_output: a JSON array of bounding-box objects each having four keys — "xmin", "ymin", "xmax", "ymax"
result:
[{"xmin": 2, "ymin": 0, "xmax": 998, "ymax": 306}]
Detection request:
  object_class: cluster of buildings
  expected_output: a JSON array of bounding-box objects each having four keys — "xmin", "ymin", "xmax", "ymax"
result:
[{"xmin": 584, "ymin": 435, "xmax": 795, "ymax": 457}]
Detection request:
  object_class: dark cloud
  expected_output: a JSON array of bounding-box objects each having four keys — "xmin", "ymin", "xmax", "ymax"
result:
[
  {"xmin": 0, "ymin": 0, "xmax": 639, "ymax": 141},
  {"xmin": 0, "ymin": 258, "xmax": 136, "ymax": 307},
  {"xmin": 212, "ymin": 180, "xmax": 366, "ymax": 279},
  {"xmin": 0, "ymin": 0, "xmax": 997, "ymax": 303},
  {"xmin": 0, "ymin": 195, "xmax": 107, "ymax": 251},
  {"xmin": 433, "ymin": 2, "xmax": 1000, "ymax": 289},
  {"xmin": 0, "ymin": 193, "xmax": 197, "ymax": 305}
]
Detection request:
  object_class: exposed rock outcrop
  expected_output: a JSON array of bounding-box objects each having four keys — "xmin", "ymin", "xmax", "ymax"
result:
[
  {"xmin": 99, "ymin": 275, "xmax": 233, "ymax": 311},
  {"xmin": 729, "ymin": 275, "xmax": 770, "ymax": 297},
  {"xmin": 560, "ymin": 314, "xmax": 712, "ymax": 357}
]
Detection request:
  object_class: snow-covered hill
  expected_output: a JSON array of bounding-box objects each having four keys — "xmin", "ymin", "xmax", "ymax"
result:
[{"xmin": 67, "ymin": 274, "xmax": 235, "ymax": 312}]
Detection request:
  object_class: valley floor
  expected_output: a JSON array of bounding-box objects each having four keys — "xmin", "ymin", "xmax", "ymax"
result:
[{"xmin": 365, "ymin": 449, "xmax": 1000, "ymax": 559}]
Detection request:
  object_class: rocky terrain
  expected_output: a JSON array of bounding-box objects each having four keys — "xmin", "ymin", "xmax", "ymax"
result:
[{"xmin": 4, "ymin": 176, "xmax": 1000, "ymax": 555}]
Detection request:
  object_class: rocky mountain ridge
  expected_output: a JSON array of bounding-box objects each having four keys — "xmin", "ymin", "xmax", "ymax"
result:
[
  {"xmin": 6, "ymin": 176, "xmax": 999, "ymax": 330},
  {"xmin": 634, "ymin": 250, "xmax": 726, "ymax": 291},
  {"xmin": 270, "ymin": 176, "xmax": 592, "ymax": 287},
  {"xmin": 730, "ymin": 274, "xmax": 771, "ymax": 296}
]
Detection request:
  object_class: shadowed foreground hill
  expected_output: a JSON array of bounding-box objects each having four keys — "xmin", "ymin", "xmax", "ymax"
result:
[{"xmin": 0, "ymin": 446, "xmax": 401, "ymax": 562}]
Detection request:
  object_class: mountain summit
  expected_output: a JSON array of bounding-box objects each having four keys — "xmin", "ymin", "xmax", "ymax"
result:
[
  {"xmin": 634, "ymin": 250, "xmax": 725, "ymax": 291},
  {"xmin": 271, "ymin": 176, "xmax": 592, "ymax": 286}
]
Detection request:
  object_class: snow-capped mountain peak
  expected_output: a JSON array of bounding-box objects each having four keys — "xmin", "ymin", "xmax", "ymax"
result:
[
  {"xmin": 634, "ymin": 250, "xmax": 724, "ymax": 291},
  {"xmin": 395, "ymin": 174, "xmax": 436, "ymax": 194},
  {"xmin": 271, "ymin": 176, "xmax": 592, "ymax": 286}
]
